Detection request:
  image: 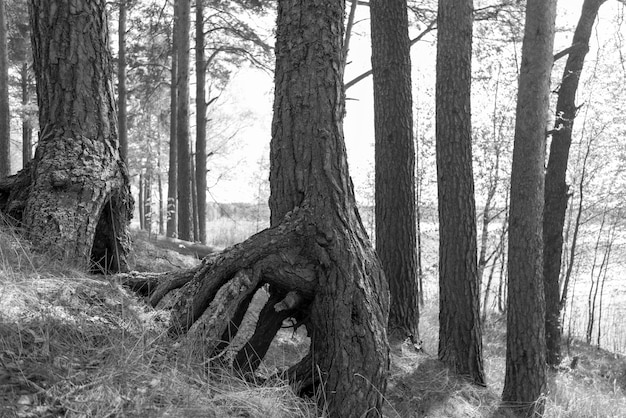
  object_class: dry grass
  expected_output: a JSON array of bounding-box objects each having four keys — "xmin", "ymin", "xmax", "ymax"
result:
[
  {"xmin": 1, "ymin": 219, "xmax": 626, "ymax": 417},
  {"xmin": 0, "ymin": 224, "xmax": 316, "ymax": 418}
]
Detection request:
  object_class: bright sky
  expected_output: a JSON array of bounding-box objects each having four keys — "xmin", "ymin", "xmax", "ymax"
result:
[{"xmin": 203, "ymin": 0, "xmax": 624, "ymax": 204}]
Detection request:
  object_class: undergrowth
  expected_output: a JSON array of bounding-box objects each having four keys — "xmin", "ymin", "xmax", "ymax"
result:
[
  {"xmin": 0, "ymin": 223, "xmax": 316, "ymax": 418},
  {"xmin": 1, "ymin": 220, "xmax": 625, "ymax": 417}
]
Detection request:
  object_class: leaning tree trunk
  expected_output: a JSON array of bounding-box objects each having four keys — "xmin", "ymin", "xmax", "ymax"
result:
[
  {"xmin": 20, "ymin": 0, "xmax": 133, "ymax": 272},
  {"xmin": 543, "ymin": 0, "xmax": 606, "ymax": 368},
  {"xmin": 123, "ymin": 0, "xmax": 390, "ymax": 416}
]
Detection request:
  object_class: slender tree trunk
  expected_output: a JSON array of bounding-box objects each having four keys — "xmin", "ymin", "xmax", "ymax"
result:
[
  {"xmin": 561, "ymin": 137, "xmax": 592, "ymax": 310},
  {"xmin": 157, "ymin": 136, "xmax": 165, "ymax": 236},
  {"xmin": 497, "ymin": 194, "xmax": 509, "ymax": 315},
  {"xmin": 0, "ymin": 0, "xmax": 9, "ymax": 178},
  {"xmin": 502, "ymin": 0, "xmax": 556, "ymax": 414},
  {"xmin": 118, "ymin": 0, "xmax": 128, "ymax": 161},
  {"xmin": 24, "ymin": 0, "xmax": 133, "ymax": 272},
  {"xmin": 596, "ymin": 217, "xmax": 616, "ymax": 348},
  {"xmin": 21, "ymin": 62, "xmax": 32, "ymax": 167},
  {"xmin": 416, "ymin": 165, "xmax": 424, "ymax": 306},
  {"xmin": 166, "ymin": 5, "xmax": 178, "ymax": 238},
  {"xmin": 139, "ymin": 173, "xmax": 145, "ymax": 230},
  {"xmin": 370, "ymin": 0, "xmax": 419, "ymax": 341},
  {"xmin": 191, "ymin": 153, "xmax": 199, "ymax": 240},
  {"xmin": 585, "ymin": 204, "xmax": 609, "ymax": 344},
  {"xmin": 176, "ymin": 0, "xmax": 192, "ymax": 241},
  {"xmin": 435, "ymin": 0, "xmax": 484, "ymax": 385},
  {"xmin": 195, "ymin": 0, "xmax": 207, "ymax": 244},
  {"xmin": 144, "ymin": 170, "xmax": 152, "ymax": 233},
  {"xmin": 543, "ymin": 0, "xmax": 606, "ymax": 368}
]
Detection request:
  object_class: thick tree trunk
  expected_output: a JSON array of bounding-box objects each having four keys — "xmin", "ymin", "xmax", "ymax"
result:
[
  {"xmin": 176, "ymin": 0, "xmax": 192, "ymax": 241},
  {"xmin": 161, "ymin": 0, "xmax": 391, "ymax": 415},
  {"xmin": 195, "ymin": 0, "xmax": 207, "ymax": 244},
  {"xmin": 502, "ymin": 0, "xmax": 556, "ymax": 415},
  {"xmin": 543, "ymin": 0, "xmax": 606, "ymax": 368},
  {"xmin": 370, "ymin": 0, "xmax": 419, "ymax": 342},
  {"xmin": 435, "ymin": 0, "xmax": 485, "ymax": 385},
  {"xmin": 0, "ymin": 0, "xmax": 9, "ymax": 178},
  {"xmin": 23, "ymin": 0, "xmax": 133, "ymax": 273}
]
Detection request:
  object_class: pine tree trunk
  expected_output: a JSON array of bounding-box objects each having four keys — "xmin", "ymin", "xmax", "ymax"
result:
[
  {"xmin": 118, "ymin": 0, "xmax": 128, "ymax": 161},
  {"xmin": 163, "ymin": 1, "xmax": 390, "ymax": 415},
  {"xmin": 543, "ymin": 0, "xmax": 606, "ymax": 368},
  {"xmin": 176, "ymin": 0, "xmax": 192, "ymax": 241},
  {"xmin": 503, "ymin": 0, "xmax": 556, "ymax": 414},
  {"xmin": 0, "ymin": 0, "xmax": 9, "ymax": 178},
  {"xmin": 195, "ymin": 0, "xmax": 207, "ymax": 244},
  {"xmin": 166, "ymin": 3, "xmax": 178, "ymax": 238},
  {"xmin": 23, "ymin": 0, "xmax": 133, "ymax": 272},
  {"xmin": 370, "ymin": 0, "xmax": 419, "ymax": 342},
  {"xmin": 435, "ymin": 0, "xmax": 485, "ymax": 385}
]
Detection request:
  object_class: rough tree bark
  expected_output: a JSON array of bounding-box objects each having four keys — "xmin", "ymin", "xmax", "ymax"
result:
[
  {"xmin": 502, "ymin": 0, "xmax": 556, "ymax": 415},
  {"xmin": 543, "ymin": 0, "xmax": 606, "ymax": 368},
  {"xmin": 370, "ymin": 0, "xmax": 419, "ymax": 342},
  {"xmin": 166, "ymin": 3, "xmax": 178, "ymax": 238},
  {"xmin": 119, "ymin": 0, "xmax": 390, "ymax": 415},
  {"xmin": 118, "ymin": 0, "xmax": 128, "ymax": 161},
  {"xmin": 435, "ymin": 0, "xmax": 485, "ymax": 385},
  {"xmin": 0, "ymin": 0, "xmax": 9, "ymax": 178},
  {"xmin": 195, "ymin": 0, "xmax": 207, "ymax": 244},
  {"xmin": 176, "ymin": 0, "xmax": 192, "ymax": 241},
  {"xmin": 1, "ymin": 0, "xmax": 134, "ymax": 272}
]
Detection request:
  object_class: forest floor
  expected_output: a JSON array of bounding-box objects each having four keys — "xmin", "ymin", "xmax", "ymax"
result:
[{"xmin": 1, "ymin": 223, "xmax": 626, "ymax": 417}]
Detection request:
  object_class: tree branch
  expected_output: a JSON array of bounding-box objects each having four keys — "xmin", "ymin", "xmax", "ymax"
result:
[
  {"xmin": 553, "ymin": 42, "xmax": 587, "ymax": 62},
  {"xmin": 345, "ymin": 19, "xmax": 436, "ymax": 91}
]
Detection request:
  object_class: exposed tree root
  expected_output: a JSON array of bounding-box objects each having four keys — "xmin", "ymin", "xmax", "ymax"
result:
[{"xmin": 117, "ymin": 205, "xmax": 389, "ymax": 417}]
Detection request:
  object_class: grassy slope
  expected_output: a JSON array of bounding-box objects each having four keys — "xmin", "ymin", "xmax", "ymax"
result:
[{"xmin": 1, "ymin": 223, "xmax": 625, "ymax": 417}]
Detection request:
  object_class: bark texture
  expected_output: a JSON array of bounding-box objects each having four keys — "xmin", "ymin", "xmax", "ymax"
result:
[
  {"xmin": 24, "ymin": 0, "xmax": 133, "ymax": 272},
  {"xmin": 370, "ymin": 0, "xmax": 419, "ymax": 341},
  {"xmin": 543, "ymin": 0, "xmax": 606, "ymax": 368},
  {"xmin": 503, "ymin": 0, "xmax": 557, "ymax": 414},
  {"xmin": 435, "ymin": 0, "xmax": 485, "ymax": 385},
  {"xmin": 195, "ymin": 0, "xmax": 207, "ymax": 244},
  {"xmin": 0, "ymin": 0, "xmax": 9, "ymax": 178},
  {"xmin": 166, "ymin": 3, "xmax": 178, "ymax": 238},
  {"xmin": 176, "ymin": 0, "xmax": 192, "ymax": 241},
  {"xmin": 118, "ymin": 0, "xmax": 128, "ymax": 161},
  {"xmin": 164, "ymin": 0, "xmax": 391, "ymax": 415}
]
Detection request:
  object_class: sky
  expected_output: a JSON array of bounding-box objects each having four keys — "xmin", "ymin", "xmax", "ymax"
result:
[{"xmin": 207, "ymin": 0, "xmax": 625, "ymax": 204}]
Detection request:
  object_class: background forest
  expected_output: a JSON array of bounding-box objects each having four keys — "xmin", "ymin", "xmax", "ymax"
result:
[{"xmin": 1, "ymin": 0, "xmax": 626, "ymax": 417}]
